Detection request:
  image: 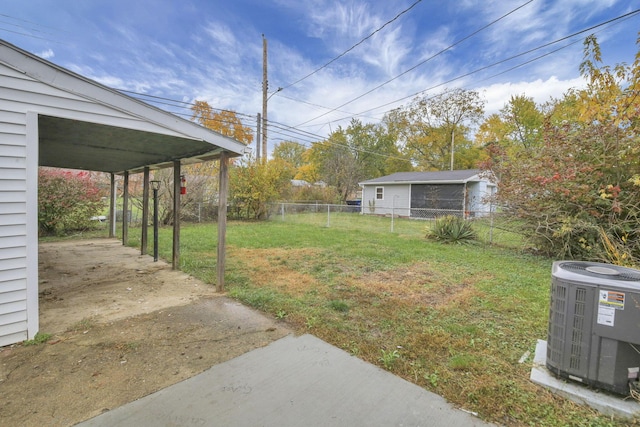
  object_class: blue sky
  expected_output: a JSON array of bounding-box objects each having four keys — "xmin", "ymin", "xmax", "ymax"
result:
[{"xmin": 1, "ymin": 0, "xmax": 638, "ymax": 155}]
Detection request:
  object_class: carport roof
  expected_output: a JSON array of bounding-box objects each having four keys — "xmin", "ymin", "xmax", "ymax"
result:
[{"xmin": 1, "ymin": 39, "xmax": 246, "ymax": 174}]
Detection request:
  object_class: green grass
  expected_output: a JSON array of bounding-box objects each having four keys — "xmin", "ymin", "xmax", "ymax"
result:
[
  {"xmin": 22, "ymin": 332, "xmax": 51, "ymax": 346},
  {"xmin": 79, "ymin": 218, "xmax": 629, "ymax": 426}
]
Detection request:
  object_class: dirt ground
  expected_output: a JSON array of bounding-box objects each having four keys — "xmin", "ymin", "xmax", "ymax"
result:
[{"xmin": 0, "ymin": 239, "xmax": 291, "ymax": 427}]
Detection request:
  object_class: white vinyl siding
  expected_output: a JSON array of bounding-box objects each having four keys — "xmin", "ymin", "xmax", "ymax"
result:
[
  {"xmin": 0, "ymin": 80, "xmax": 29, "ymax": 345},
  {"xmin": 361, "ymin": 184, "xmax": 411, "ymax": 217}
]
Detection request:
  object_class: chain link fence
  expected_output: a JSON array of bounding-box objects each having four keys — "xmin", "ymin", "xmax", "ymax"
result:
[{"xmin": 267, "ymin": 202, "xmax": 527, "ymax": 249}]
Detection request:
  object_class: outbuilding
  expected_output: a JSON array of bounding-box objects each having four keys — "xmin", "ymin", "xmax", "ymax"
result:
[
  {"xmin": 0, "ymin": 40, "xmax": 246, "ymax": 346},
  {"xmin": 359, "ymin": 169, "xmax": 496, "ymax": 219}
]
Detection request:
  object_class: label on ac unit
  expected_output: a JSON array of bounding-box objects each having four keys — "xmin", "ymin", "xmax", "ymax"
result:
[{"xmin": 597, "ymin": 290, "xmax": 625, "ymax": 327}]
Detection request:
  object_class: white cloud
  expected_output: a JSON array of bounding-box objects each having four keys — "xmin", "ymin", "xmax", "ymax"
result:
[
  {"xmin": 479, "ymin": 75, "xmax": 587, "ymax": 115},
  {"xmin": 38, "ymin": 49, "xmax": 54, "ymax": 59}
]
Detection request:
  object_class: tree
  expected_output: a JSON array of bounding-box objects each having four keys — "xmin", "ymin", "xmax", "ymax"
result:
[
  {"xmin": 191, "ymin": 101, "xmax": 253, "ymax": 144},
  {"xmin": 484, "ymin": 34, "xmax": 640, "ymax": 263},
  {"xmin": 38, "ymin": 168, "xmax": 105, "ymax": 235},
  {"xmin": 229, "ymin": 157, "xmax": 292, "ymax": 220},
  {"xmin": 273, "ymin": 140, "xmax": 306, "ymax": 179},
  {"xmin": 476, "ymin": 95, "xmax": 545, "ymax": 180},
  {"xmin": 306, "ymin": 135, "xmax": 360, "ymax": 202},
  {"xmin": 394, "ymin": 88, "xmax": 485, "ymax": 170},
  {"xmin": 500, "ymin": 95, "xmax": 544, "ymax": 150}
]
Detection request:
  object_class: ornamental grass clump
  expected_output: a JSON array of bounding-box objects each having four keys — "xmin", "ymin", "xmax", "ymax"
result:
[{"xmin": 426, "ymin": 215, "xmax": 477, "ymax": 244}]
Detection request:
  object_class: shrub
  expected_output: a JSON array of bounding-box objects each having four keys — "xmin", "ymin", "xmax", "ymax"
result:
[
  {"xmin": 38, "ymin": 168, "xmax": 105, "ymax": 235},
  {"xmin": 426, "ymin": 215, "xmax": 477, "ymax": 244}
]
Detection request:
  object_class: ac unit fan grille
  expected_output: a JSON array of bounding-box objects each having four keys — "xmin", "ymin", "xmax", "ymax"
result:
[
  {"xmin": 559, "ymin": 262, "xmax": 640, "ymax": 281},
  {"xmin": 569, "ymin": 287, "xmax": 587, "ymax": 370}
]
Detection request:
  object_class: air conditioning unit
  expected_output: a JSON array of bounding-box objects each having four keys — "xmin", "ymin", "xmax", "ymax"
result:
[{"xmin": 547, "ymin": 261, "xmax": 640, "ymax": 395}]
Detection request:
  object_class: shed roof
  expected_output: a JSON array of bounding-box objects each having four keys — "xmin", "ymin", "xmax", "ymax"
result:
[
  {"xmin": 0, "ymin": 39, "xmax": 246, "ymax": 174},
  {"xmin": 359, "ymin": 169, "xmax": 491, "ymax": 186}
]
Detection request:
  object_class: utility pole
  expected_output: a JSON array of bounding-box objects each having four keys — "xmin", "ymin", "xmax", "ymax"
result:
[
  {"xmin": 256, "ymin": 113, "xmax": 261, "ymax": 160},
  {"xmin": 450, "ymin": 128, "xmax": 455, "ymax": 171},
  {"xmin": 262, "ymin": 35, "xmax": 268, "ymax": 161}
]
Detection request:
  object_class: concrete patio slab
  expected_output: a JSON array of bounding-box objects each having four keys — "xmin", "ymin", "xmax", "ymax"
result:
[{"xmin": 78, "ymin": 334, "xmax": 492, "ymax": 427}]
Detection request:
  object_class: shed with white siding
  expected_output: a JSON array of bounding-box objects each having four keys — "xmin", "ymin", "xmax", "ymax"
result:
[
  {"xmin": 359, "ymin": 169, "xmax": 496, "ymax": 219},
  {"xmin": 0, "ymin": 40, "xmax": 246, "ymax": 346}
]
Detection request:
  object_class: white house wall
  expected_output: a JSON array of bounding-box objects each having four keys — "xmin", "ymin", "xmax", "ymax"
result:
[
  {"xmin": 0, "ymin": 62, "xmax": 194, "ymax": 347},
  {"xmin": 362, "ymin": 184, "xmax": 411, "ymax": 217},
  {"xmin": 0, "ymin": 70, "xmax": 31, "ymax": 346},
  {"xmin": 466, "ymin": 181, "xmax": 496, "ymax": 216}
]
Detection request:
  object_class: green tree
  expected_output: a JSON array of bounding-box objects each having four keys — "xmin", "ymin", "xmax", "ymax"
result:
[
  {"xmin": 394, "ymin": 88, "xmax": 485, "ymax": 170},
  {"xmin": 500, "ymin": 95, "xmax": 544, "ymax": 150},
  {"xmin": 272, "ymin": 140, "xmax": 306, "ymax": 179},
  {"xmin": 38, "ymin": 168, "xmax": 105, "ymax": 235},
  {"xmin": 306, "ymin": 135, "xmax": 360, "ymax": 202}
]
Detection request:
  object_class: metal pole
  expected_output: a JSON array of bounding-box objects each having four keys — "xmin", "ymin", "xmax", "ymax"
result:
[{"xmin": 153, "ymin": 187, "xmax": 159, "ymax": 262}]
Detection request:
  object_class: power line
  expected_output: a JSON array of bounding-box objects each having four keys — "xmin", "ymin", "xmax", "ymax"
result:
[
  {"xmin": 297, "ymin": 7, "xmax": 640, "ymax": 127},
  {"xmin": 294, "ymin": 0, "xmax": 535, "ymax": 127},
  {"xmin": 117, "ymin": 8, "xmax": 639, "ymax": 161},
  {"xmin": 279, "ymin": 0, "xmax": 423, "ymax": 91}
]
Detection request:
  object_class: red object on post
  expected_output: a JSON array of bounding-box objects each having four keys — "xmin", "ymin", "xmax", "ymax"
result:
[{"xmin": 180, "ymin": 175, "xmax": 186, "ymax": 195}]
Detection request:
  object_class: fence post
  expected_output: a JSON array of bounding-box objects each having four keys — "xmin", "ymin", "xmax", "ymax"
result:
[
  {"xmin": 326, "ymin": 204, "xmax": 330, "ymax": 228},
  {"xmin": 281, "ymin": 203, "xmax": 285, "ymax": 221},
  {"xmin": 391, "ymin": 200, "xmax": 395, "ymax": 233},
  {"xmin": 489, "ymin": 204, "xmax": 494, "ymax": 244}
]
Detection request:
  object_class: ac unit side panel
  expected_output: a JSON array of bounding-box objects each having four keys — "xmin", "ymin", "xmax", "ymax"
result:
[
  {"xmin": 592, "ymin": 290, "xmax": 640, "ymax": 345},
  {"xmin": 595, "ymin": 337, "xmax": 640, "ymax": 395},
  {"xmin": 546, "ymin": 278, "xmax": 595, "ymax": 379},
  {"xmin": 546, "ymin": 278, "xmax": 568, "ymax": 371}
]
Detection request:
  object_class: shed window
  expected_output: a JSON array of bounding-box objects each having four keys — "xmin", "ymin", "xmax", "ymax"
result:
[{"xmin": 376, "ymin": 187, "xmax": 384, "ymax": 200}]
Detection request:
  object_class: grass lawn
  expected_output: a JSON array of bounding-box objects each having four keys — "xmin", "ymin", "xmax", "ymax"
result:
[{"xmin": 121, "ymin": 216, "xmax": 628, "ymax": 426}]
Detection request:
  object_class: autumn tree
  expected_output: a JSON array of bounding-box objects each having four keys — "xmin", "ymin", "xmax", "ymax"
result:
[
  {"xmin": 303, "ymin": 119, "xmax": 409, "ymax": 202},
  {"xmin": 38, "ymin": 168, "xmax": 105, "ymax": 235},
  {"xmin": 272, "ymin": 140, "xmax": 306, "ymax": 179},
  {"xmin": 229, "ymin": 157, "xmax": 291, "ymax": 220},
  {"xmin": 484, "ymin": 34, "xmax": 640, "ymax": 263},
  {"xmin": 393, "ymin": 88, "xmax": 485, "ymax": 170},
  {"xmin": 191, "ymin": 101, "xmax": 253, "ymax": 144},
  {"xmin": 144, "ymin": 101, "xmax": 255, "ymax": 224}
]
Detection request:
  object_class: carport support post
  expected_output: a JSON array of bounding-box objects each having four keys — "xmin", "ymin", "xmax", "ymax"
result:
[
  {"xmin": 109, "ymin": 173, "xmax": 116, "ymax": 238},
  {"xmin": 122, "ymin": 171, "xmax": 129, "ymax": 245},
  {"xmin": 172, "ymin": 161, "xmax": 181, "ymax": 270},
  {"xmin": 141, "ymin": 167, "xmax": 150, "ymax": 255},
  {"xmin": 217, "ymin": 151, "xmax": 229, "ymax": 292}
]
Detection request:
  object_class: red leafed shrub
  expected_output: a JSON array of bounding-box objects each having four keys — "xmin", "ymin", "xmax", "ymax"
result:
[{"xmin": 38, "ymin": 168, "xmax": 105, "ymax": 235}]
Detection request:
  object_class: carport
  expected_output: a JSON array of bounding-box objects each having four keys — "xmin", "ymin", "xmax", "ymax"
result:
[{"xmin": 0, "ymin": 39, "xmax": 246, "ymax": 346}]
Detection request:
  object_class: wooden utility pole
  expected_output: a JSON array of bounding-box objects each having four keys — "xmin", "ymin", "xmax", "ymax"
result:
[
  {"xmin": 256, "ymin": 113, "xmax": 261, "ymax": 160},
  {"xmin": 450, "ymin": 129, "xmax": 455, "ymax": 171},
  {"xmin": 261, "ymin": 35, "xmax": 268, "ymax": 161}
]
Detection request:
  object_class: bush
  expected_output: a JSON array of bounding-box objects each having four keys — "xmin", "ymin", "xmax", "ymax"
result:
[
  {"xmin": 38, "ymin": 168, "xmax": 105, "ymax": 235},
  {"xmin": 426, "ymin": 215, "xmax": 477, "ymax": 244}
]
